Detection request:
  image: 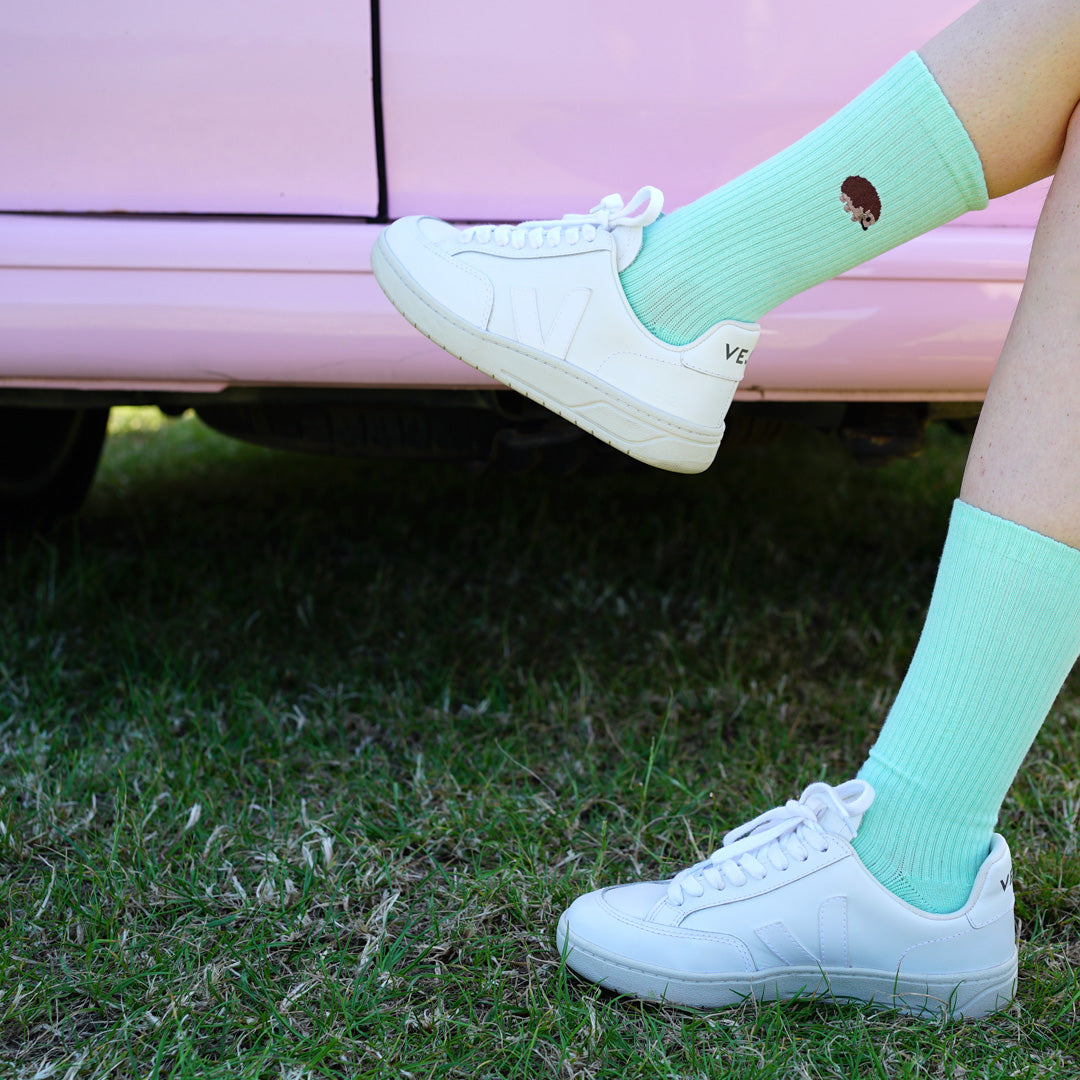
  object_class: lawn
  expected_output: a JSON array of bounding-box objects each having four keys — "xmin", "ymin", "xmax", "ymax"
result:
[{"xmin": 1, "ymin": 408, "xmax": 1078, "ymax": 1079}]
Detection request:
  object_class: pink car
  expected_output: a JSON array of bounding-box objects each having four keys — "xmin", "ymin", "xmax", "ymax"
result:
[{"xmin": 0, "ymin": 0, "xmax": 1044, "ymax": 520}]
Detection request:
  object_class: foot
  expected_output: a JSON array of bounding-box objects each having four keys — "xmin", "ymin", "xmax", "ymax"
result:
[
  {"xmin": 557, "ymin": 780, "xmax": 1017, "ymax": 1019},
  {"xmin": 371, "ymin": 187, "xmax": 759, "ymax": 474}
]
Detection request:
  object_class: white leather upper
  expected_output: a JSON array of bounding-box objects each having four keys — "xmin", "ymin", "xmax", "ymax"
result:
[
  {"xmin": 380, "ymin": 210, "xmax": 759, "ymax": 430},
  {"xmin": 563, "ymin": 826, "xmax": 1015, "ymax": 978}
]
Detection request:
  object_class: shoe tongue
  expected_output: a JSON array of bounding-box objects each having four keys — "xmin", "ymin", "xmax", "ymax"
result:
[
  {"xmin": 612, "ymin": 225, "xmax": 644, "ymax": 272},
  {"xmin": 611, "ymin": 186, "xmax": 664, "ymax": 272}
]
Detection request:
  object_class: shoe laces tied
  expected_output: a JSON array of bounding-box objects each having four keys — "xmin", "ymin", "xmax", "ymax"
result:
[
  {"xmin": 665, "ymin": 780, "xmax": 873, "ymax": 906},
  {"xmin": 459, "ymin": 186, "xmax": 663, "ymax": 250}
]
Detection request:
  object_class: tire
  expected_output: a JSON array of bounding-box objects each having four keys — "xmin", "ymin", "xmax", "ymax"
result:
[{"xmin": 0, "ymin": 406, "xmax": 110, "ymax": 530}]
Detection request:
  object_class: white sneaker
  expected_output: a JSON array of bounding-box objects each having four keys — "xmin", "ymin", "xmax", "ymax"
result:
[
  {"xmin": 557, "ymin": 780, "xmax": 1018, "ymax": 1019},
  {"xmin": 371, "ymin": 188, "xmax": 759, "ymax": 474}
]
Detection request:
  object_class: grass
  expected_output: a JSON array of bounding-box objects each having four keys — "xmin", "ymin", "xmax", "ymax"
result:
[{"xmin": 1, "ymin": 406, "xmax": 1079, "ymax": 1078}]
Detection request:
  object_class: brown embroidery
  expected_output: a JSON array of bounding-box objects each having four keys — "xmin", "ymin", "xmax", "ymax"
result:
[{"xmin": 840, "ymin": 176, "xmax": 881, "ymax": 231}]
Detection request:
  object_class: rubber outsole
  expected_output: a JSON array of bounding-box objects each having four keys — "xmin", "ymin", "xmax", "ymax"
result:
[
  {"xmin": 371, "ymin": 233, "xmax": 725, "ymax": 474},
  {"xmin": 557, "ymin": 916, "xmax": 1017, "ymax": 1019}
]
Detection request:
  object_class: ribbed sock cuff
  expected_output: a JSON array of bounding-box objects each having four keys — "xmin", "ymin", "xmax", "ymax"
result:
[
  {"xmin": 881, "ymin": 53, "xmax": 988, "ymax": 214},
  {"xmin": 855, "ymin": 500, "xmax": 1080, "ymax": 913}
]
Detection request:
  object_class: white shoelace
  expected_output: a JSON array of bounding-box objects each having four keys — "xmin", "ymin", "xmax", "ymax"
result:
[
  {"xmin": 666, "ymin": 780, "xmax": 873, "ymax": 906},
  {"xmin": 458, "ymin": 186, "xmax": 663, "ymax": 251}
]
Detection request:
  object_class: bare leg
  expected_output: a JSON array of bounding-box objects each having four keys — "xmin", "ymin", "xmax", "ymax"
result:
[
  {"xmin": 921, "ymin": 0, "xmax": 1080, "ymax": 198},
  {"xmin": 960, "ymin": 103, "xmax": 1080, "ymax": 546}
]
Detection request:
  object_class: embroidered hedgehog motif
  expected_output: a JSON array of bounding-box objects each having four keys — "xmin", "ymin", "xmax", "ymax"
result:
[{"xmin": 840, "ymin": 176, "xmax": 881, "ymax": 231}]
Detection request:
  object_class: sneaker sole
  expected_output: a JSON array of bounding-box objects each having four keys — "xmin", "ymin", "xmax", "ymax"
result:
[
  {"xmin": 557, "ymin": 915, "xmax": 1017, "ymax": 1019},
  {"xmin": 372, "ymin": 233, "xmax": 726, "ymax": 474}
]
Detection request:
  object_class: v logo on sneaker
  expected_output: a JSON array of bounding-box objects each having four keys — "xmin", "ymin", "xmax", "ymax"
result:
[
  {"xmin": 510, "ymin": 286, "xmax": 591, "ymax": 360},
  {"xmin": 755, "ymin": 920, "xmax": 818, "ymax": 966},
  {"xmin": 755, "ymin": 896, "xmax": 849, "ymax": 968}
]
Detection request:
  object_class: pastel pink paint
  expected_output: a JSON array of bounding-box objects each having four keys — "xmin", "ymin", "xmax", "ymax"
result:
[{"xmin": 0, "ymin": 0, "xmax": 1044, "ymax": 401}]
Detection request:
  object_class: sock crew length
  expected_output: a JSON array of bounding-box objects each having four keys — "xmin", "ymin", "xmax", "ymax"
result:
[
  {"xmin": 620, "ymin": 52, "xmax": 988, "ymax": 345},
  {"xmin": 854, "ymin": 500, "xmax": 1080, "ymax": 914}
]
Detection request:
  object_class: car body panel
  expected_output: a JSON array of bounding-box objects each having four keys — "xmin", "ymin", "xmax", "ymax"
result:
[
  {"xmin": 0, "ymin": 214, "xmax": 1029, "ymax": 400},
  {"xmin": 0, "ymin": 0, "xmax": 1049, "ymax": 403},
  {"xmin": 380, "ymin": 0, "xmax": 1047, "ymax": 229},
  {"xmin": 0, "ymin": 0, "xmax": 378, "ymax": 215}
]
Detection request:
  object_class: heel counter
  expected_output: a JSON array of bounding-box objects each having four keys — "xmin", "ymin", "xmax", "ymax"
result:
[{"xmin": 968, "ymin": 835, "xmax": 1014, "ymax": 931}]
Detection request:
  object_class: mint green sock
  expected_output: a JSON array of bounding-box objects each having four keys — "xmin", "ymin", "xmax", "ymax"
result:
[
  {"xmin": 621, "ymin": 52, "xmax": 988, "ymax": 345},
  {"xmin": 853, "ymin": 500, "xmax": 1080, "ymax": 914}
]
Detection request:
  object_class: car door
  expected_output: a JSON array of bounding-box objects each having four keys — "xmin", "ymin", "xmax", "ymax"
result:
[
  {"xmin": 377, "ymin": 0, "xmax": 1044, "ymax": 401},
  {"xmin": 0, "ymin": 1, "xmax": 391, "ymax": 394},
  {"xmin": 0, "ymin": 0, "xmax": 378, "ymax": 215}
]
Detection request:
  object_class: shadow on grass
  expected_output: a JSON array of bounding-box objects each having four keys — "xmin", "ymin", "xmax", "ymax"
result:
[{"xmin": 3, "ymin": 413, "xmax": 967, "ymax": 768}]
